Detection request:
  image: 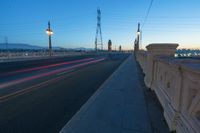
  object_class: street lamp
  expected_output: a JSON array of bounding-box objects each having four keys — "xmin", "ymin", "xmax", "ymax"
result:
[
  {"xmin": 5, "ymin": 36, "xmax": 9, "ymax": 58},
  {"xmin": 137, "ymin": 23, "xmax": 140, "ymax": 36},
  {"xmin": 137, "ymin": 30, "xmax": 140, "ymax": 36},
  {"xmin": 136, "ymin": 23, "xmax": 141, "ymax": 49},
  {"xmin": 46, "ymin": 21, "xmax": 53, "ymax": 56}
]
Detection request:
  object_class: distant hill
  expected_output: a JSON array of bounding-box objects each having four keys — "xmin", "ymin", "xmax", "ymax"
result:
[
  {"xmin": 0, "ymin": 43, "xmax": 94, "ymax": 51},
  {"xmin": 0, "ymin": 43, "xmax": 44, "ymax": 50},
  {"xmin": 73, "ymin": 47, "xmax": 94, "ymax": 51}
]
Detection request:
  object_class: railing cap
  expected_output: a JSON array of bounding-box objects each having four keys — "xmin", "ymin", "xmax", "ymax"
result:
[
  {"xmin": 146, "ymin": 43, "xmax": 179, "ymax": 50},
  {"xmin": 146, "ymin": 43, "xmax": 179, "ymax": 56}
]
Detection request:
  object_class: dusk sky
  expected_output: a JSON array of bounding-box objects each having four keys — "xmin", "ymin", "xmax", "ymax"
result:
[{"xmin": 0, "ymin": 0, "xmax": 200, "ymax": 50}]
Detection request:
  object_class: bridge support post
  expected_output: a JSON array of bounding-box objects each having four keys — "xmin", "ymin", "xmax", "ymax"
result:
[{"xmin": 144, "ymin": 43, "xmax": 179, "ymax": 89}]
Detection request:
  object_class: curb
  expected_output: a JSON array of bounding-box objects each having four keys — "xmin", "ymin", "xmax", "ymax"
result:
[{"xmin": 59, "ymin": 55, "xmax": 132, "ymax": 133}]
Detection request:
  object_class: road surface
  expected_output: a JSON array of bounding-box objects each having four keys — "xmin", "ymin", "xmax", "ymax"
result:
[{"xmin": 0, "ymin": 53, "xmax": 129, "ymax": 133}]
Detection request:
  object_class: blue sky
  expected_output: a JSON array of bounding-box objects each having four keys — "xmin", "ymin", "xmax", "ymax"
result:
[{"xmin": 0, "ymin": 0, "xmax": 200, "ymax": 50}]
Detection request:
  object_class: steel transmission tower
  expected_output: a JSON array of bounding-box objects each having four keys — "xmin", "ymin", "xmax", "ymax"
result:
[{"xmin": 95, "ymin": 8, "xmax": 103, "ymax": 51}]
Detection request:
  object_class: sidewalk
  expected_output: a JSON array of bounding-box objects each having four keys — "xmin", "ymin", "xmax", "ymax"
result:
[{"xmin": 60, "ymin": 55, "xmax": 167, "ymax": 133}]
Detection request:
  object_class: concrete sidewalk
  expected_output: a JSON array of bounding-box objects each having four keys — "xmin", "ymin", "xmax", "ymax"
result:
[{"xmin": 60, "ymin": 55, "xmax": 165, "ymax": 133}]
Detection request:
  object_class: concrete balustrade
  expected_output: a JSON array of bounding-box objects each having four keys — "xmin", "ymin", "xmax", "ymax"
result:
[
  {"xmin": 136, "ymin": 43, "xmax": 200, "ymax": 133},
  {"xmin": 0, "ymin": 52, "xmax": 88, "ymax": 62},
  {"xmin": 136, "ymin": 50, "xmax": 147, "ymax": 74}
]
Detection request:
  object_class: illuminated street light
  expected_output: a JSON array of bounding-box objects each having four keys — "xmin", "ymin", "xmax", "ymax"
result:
[
  {"xmin": 137, "ymin": 23, "xmax": 141, "ymax": 49},
  {"xmin": 134, "ymin": 23, "xmax": 141, "ymax": 54},
  {"xmin": 46, "ymin": 29, "xmax": 53, "ymax": 36},
  {"xmin": 137, "ymin": 23, "xmax": 140, "ymax": 35},
  {"xmin": 137, "ymin": 30, "xmax": 140, "ymax": 36},
  {"xmin": 46, "ymin": 21, "xmax": 53, "ymax": 56}
]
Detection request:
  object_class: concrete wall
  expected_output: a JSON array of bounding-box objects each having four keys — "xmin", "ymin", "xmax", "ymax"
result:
[{"xmin": 136, "ymin": 43, "xmax": 200, "ymax": 133}]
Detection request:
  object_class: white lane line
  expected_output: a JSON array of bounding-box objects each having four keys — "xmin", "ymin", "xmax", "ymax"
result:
[{"xmin": 56, "ymin": 69, "xmax": 75, "ymax": 76}]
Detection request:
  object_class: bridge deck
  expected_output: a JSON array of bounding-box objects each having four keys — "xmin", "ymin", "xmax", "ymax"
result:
[{"xmin": 60, "ymin": 55, "xmax": 169, "ymax": 133}]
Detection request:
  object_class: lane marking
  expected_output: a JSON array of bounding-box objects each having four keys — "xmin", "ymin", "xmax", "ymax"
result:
[
  {"xmin": 0, "ymin": 74, "xmax": 68, "ymax": 103},
  {"xmin": 56, "ymin": 69, "xmax": 75, "ymax": 76}
]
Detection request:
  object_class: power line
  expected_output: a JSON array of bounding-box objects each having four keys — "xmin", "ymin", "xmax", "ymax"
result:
[
  {"xmin": 141, "ymin": 0, "xmax": 154, "ymax": 29},
  {"xmin": 143, "ymin": 29, "xmax": 200, "ymax": 33}
]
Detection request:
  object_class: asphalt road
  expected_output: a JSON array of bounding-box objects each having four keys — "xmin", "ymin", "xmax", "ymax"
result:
[{"xmin": 0, "ymin": 53, "xmax": 129, "ymax": 133}]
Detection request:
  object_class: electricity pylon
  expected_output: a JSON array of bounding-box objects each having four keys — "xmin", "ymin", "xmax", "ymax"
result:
[{"xmin": 95, "ymin": 8, "xmax": 103, "ymax": 51}]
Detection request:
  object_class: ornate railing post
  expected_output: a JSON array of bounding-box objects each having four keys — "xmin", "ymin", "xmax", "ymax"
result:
[{"xmin": 144, "ymin": 43, "xmax": 179, "ymax": 88}]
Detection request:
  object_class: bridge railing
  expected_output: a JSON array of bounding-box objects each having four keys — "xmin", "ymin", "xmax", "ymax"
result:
[
  {"xmin": 136, "ymin": 50, "xmax": 147, "ymax": 74},
  {"xmin": 136, "ymin": 43, "xmax": 200, "ymax": 133},
  {"xmin": 0, "ymin": 51, "xmax": 89, "ymax": 62}
]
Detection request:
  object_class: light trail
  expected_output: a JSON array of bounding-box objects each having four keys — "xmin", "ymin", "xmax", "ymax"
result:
[
  {"xmin": 0, "ymin": 57, "xmax": 94, "ymax": 76},
  {"xmin": 0, "ymin": 71, "xmax": 71, "ymax": 102},
  {"xmin": 0, "ymin": 58, "xmax": 105, "ymax": 90}
]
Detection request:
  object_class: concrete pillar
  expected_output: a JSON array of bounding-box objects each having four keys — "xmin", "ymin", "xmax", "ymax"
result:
[{"xmin": 144, "ymin": 43, "xmax": 179, "ymax": 88}]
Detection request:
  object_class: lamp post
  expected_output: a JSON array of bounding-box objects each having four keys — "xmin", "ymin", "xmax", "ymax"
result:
[
  {"xmin": 5, "ymin": 36, "xmax": 9, "ymax": 58},
  {"xmin": 108, "ymin": 39, "xmax": 112, "ymax": 52},
  {"xmin": 137, "ymin": 23, "xmax": 141, "ymax": 49},
  {"xmin": 46, "ymin": 21, "xmax": 53, "ymax": 56},
  {"xmin": 134, "ymin": 23, "xmax": 141, "ymax": 55}
]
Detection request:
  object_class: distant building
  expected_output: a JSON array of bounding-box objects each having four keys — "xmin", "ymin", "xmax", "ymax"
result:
[
  {"xmin": 134, "ymin": 39, "xmax": 139, "ymax": 52},
  {"xmin": 119, "ymin": 45, "xmax": 122, "ymax": 52},
  {"xmin": 108, "ymin": 40, "xmax": 112, "ymax": 52}
]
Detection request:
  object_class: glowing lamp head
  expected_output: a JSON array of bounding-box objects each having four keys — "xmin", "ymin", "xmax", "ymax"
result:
[
  {"xmin": 136, "ymin": 32, "xmax": 140, "ymax": 36},
  {"xmin": 137, "ymin": 31, "xmax": 140, "ymax": 35},
  {"xmin": 46, "ymin": 29, "xmax": 53, "ymax": 36}
]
